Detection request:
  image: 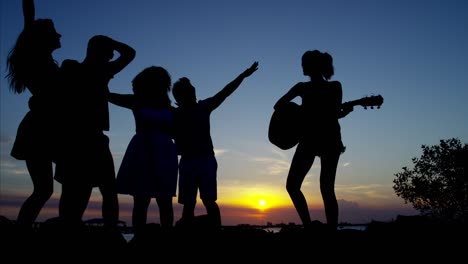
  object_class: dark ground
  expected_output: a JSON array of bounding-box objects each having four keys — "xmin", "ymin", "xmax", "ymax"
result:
[{"xmin": 1, "ymin": 215, "xmax": 466, "ymax": 261}]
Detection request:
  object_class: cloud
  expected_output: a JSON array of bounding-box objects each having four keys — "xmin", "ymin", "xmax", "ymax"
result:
[
  {"xmin": 252, "ymin": 156, "xmax": 290, "ymax": 176},
  {"xmin": 0, "ymin": 157, "xmax": 28, "ymax": 175},
  {"xmin": 335, "ymin": 183, "xmax": 400, "ymax": 204},
  {"xmin": 0, "ymin": 134, "xmax": 14, "ymax": 145},
  {"xmin": 214, "ymin": 148, "xmax": 228, "ymax": 156},
  {"xmin": 270, "ymin": 147, "xmax": 289, "ymax": 160},
  {"xmin": 338, "ymin": 199, "xmax": 360, "ymax": 209}
]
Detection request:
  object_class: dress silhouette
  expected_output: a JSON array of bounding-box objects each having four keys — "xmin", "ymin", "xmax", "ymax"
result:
[
  {"xmin": 109, "ymin": 66, "xmax": 178, "ymax": 237},
  {"xmin": 6, "ymin": 0, "xmax": 62, "ymax": 227},
  {"xmin": 172, "ymin": 61, "xmax": 258, "ymax": 228},
  {"xmin": 55, "ymin": 35, "xmax": 135, "ymax": 228},
  {"xmin": 274, "ymin": 50, "xmax": 353, "ymax": 230}
]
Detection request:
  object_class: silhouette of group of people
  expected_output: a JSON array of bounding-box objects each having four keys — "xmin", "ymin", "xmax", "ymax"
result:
[{"xmin": 6, "ymin": 0, "xmax": 354, "ymax": 234}]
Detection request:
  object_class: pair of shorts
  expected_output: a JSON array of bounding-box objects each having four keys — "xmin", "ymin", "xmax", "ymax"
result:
[
  {"xmin": 54, "ymin": 133, "xmax": 115, "ymax": 187},
  {"xmin": 177, "ymin": 155, "xmax": 217, "ymax": 204}
]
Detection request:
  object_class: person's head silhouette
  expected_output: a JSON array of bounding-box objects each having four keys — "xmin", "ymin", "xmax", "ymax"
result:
[
  {"xmin": 133, "ymin": 66, "xmax": 172, "ymax": 107},
  {"xmin": 301, "ymin": 50, "xmax": 334, "ymax": 81},
  {"xmin": 6, "ymin": 18, "xmax": 61, "ymax": 93},
  {"xmin": 86, "ymin": 35, "xmax": 115, "ymax": 63},
  {"xmin": 28, "ymin": 19, "xmax": 61, "ymax": 52},
  {"xmin": 172, "ymin": 77, "xmax": 197, "ymax": 107}
]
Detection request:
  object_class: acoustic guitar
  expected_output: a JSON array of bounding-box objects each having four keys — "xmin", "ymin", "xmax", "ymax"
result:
[{"xmin": 268, "ymin": 95, "xmax": 384, "ymax": 150}]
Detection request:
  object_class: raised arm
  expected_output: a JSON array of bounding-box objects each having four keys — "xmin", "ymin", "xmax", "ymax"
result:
[
  {"xmin": 22, "ymin": 0, "xmax": 35, "ymax": 29},
  {"xmin": 274, "ymin": 83, "xmax": 301, "ymax": 110},
  {"xmin": 108, "ymin": 92, "xmax": 135, "ymax": 109},
  {"xmin": 107, "ymin": 37, "xmax": 136, "ymax": 76},
  {"xmin": 210, "ymin": 61, "xmax": 259, "ymax": 109}
]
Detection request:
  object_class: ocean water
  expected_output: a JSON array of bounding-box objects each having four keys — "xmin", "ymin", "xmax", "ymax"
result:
[
  {"xmin": 121, "ymin": 224, "xmax": 368, "ymax": 242},
  {"xmin": 122, "ymin": 233, "xmax": 134, "ymax": 242},
  {"xmin": 337, "ymin": 225, "xmax": 368, "ymax": 231},
  {"xmin": 263, "ymin": 224, "xmax": 368, "ymax": 233}
]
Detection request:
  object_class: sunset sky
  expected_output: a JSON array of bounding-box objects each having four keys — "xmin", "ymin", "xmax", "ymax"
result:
[{"xmin": 1, "ymin": 0, "xmax": 467, "ymax": 226}]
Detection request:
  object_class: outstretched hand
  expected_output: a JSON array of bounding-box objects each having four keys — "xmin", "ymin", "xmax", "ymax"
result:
[{"xmin": 241, "ymin": 61, "xmax": 259, "ymax": 78}]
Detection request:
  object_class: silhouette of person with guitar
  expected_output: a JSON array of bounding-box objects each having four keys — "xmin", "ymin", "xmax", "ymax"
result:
[{"xmin": 273, "ymin": 50, "xmax": 353, "ymax": 230}]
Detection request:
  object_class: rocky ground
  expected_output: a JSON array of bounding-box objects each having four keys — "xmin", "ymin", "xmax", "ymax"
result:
[{"xmin": 1, "ymin": 215, "xmax": 465, "ymax": 261}]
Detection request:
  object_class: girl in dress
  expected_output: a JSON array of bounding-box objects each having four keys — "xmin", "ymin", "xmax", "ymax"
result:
[{"xmin": 109, "ymin": 66, "xmax": 178, "ymax": 236}]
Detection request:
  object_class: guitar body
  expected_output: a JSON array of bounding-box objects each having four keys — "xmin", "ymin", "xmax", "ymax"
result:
[
  {"xmin": 268, "ymin": 95, "xmax": 383, "ymax": 150},
  {"xmin": 268, "ymin": 102, "xmax": 303, "ymax": 150}
]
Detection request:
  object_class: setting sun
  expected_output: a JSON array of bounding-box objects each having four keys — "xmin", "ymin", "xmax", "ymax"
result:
[
  {"xmin": 257, "ymin": 199, "xmax": 267, "ymax": 211},
  {"xmin": 219, "ymin": 186, "xmax": 293, "ymax": 211}
]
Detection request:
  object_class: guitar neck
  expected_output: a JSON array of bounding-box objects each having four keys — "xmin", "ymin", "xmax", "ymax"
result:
[
  {"xmin": 342, "ymin": 95, "xmax": 384, "ymax": 109},
  {"xmin": 342, "ymin": 100, "xmax": 361, "ymax": 107}
]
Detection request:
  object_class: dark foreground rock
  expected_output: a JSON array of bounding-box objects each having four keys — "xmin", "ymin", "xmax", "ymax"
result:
[{"xmin": 1, "ymin": 216, "xmax": 466, "ymax": 261}]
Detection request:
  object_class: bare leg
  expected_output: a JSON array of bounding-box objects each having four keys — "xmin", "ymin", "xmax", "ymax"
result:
[
  {"xmin": 181, "ymin": 201, "xmax": 196, "ymax": 222},
  {"xmin": 156, "ymin": 196, "xmax": 174, "ymax": 229},
  {"xmin": 99, "ymin": 180, "xmax": 119, "ymax": 228},
  {"xmin": 98, "ymin": 143, "xmax": 119, "ymax": 228},
  {"xmin": 17, "ymin": 159, "xmax": 53, "ymax": 227},
  {"xmin": 132, "ymin": 195, "xmax": 150, "ymax": 238},
  {"xmin": 320, "ymin": 152, "xmax": 340, "ymax": 229},
  {"xmin": 286, "ymin": 143, "xmax": 316, "ymax": 227},
  {"xmin": 59, "ymin": 183, "xmax": 92, "ymax": 227},
  {"xmin": 202, "ymin": 199, "xmax": 221, "ymax": 227}
]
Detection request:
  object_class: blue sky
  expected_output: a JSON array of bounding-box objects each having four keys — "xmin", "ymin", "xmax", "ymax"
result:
[{"xmin": 1, "ymin": 0, "xmax": 467, "ymax": 226}]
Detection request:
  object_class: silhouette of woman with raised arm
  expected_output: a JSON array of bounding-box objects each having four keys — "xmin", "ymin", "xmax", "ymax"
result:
[
  {"xmin": 172, "ymin": 61, "xmax": 258, "ymax": 229},
  {"xmin": 6, "ymin": 0, "xmax": 62, "ymax": 227},
  {"xmin": 274, "ymin": 50, "xmax": 353, "ymax": 230},
  {"xmin": 108, "ymin": 66, "xmax": 178, "ymax": 238},
  {"xmin": 55, "ymin": 35, "xmax": 135, "ymax": 228}
]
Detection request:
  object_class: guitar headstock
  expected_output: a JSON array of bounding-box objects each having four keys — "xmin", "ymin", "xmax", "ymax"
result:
[{"xmin": 352, "ymin": 95, "xmax": 384, "ymax": 109}]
